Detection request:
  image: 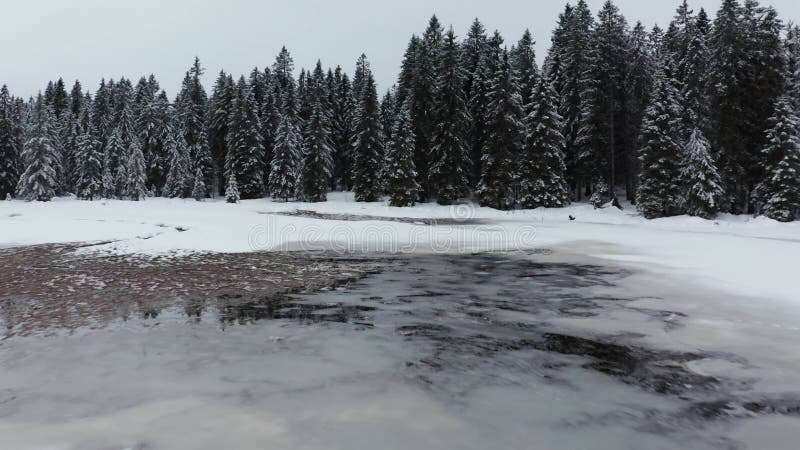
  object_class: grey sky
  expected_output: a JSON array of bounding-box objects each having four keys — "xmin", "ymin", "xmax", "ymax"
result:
[{"xmin": 2, "ymin": 0, "xmax": 799, "ymax": 99}]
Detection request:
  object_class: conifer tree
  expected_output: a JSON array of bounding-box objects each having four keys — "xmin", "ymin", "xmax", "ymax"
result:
[
  {"xmin": 192, "ymin": 166, "xmax": 207, "ymax": 200},
  {"xmin": 0, "ymin": 85, "xmax": 18, "ymax": 199},
  {"xmin": 331, "ymin": 68, "xmax": 355, "ymax": 190},
  {"xmin": 430, "ymin": 28, "xmax": 471, "ymax": 205},
  {"xmin": 681, "ymin": 10, "xmax": 711, "ymax": 132},
  {"xmin": 386, "ymin": 99, "xmax": 419, "ymax": 207},
  {"xmin": 575, "ymin": 0, "xmax": 629, "ymax": 192},
  {"xmin": 519, "ymin": 79, "xmax": 569, "ymax": 209},
  {"xmin": 636, "ymin": 67, "xmax": 683, "ymax": 219},
  {"xmin": 408, "ymin": 16, "xmax": 444, "ymax": 199},
  {"xmin": 510, "ymin": 29, "xmax": 539, "ymax": 116},
  {"xmin": 754, "ymin": 96, "xmax": 800, "ymax": 222},
  {"xmin": 17, "ymin": 95, "xmax": 58, "ymax": 201},
  {"xmin": 176, "ymin": 58, "xmax": 211, "ymax": 192},
  {"xmin": 301, "ymin": 98, "xmax": 333, "ymax": 202},
  {"xmin": 226, "ymin": 77, "xmax": 265, "ymax": 199},
  {"xmin": 269, "ymin": 104, "xmax": 302, "ymax": 202},
  {"xmin": 557, "ymin": 0, "xmax": 594, "ymax": 198},
  {"xmin": 681, "ymin": 129, "xmax": 725, "ymax": 218},
  {"xmin": 590, "ymin": 178, "xmax": 611, "ymax": 208},
  {"xmin": 478, "ymin": 50, "xmax": 524, "ymax": 210},
  {"xmin": 352, "ymin": 70, "xmax": 384, "ymax": 202},
  {"xmin": 163, "ymin": 122, "xmax": 192, "ymax": 198},
  {"xmin": 125, "ymin": 140, "xmax": 147, "ymax": 201},
  {"xmin": 225, "ymin": 173, "xmax": 240, "ymax": 203},
  {"xmin": 101, "ymin": 151, "xmax": 114, "ymax": 198},
  {"xmin": 460, "ymin": 19, "xmax": 490, "ymax": 187},
  {"xmin": 75, "ymin": 105, "xmax": 103, "ymax": 200}
]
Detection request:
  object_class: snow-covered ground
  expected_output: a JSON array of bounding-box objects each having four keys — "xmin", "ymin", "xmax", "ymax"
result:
[{"xmin": 2, "ymin": 192, "xmax": 798, "ymax": 306}]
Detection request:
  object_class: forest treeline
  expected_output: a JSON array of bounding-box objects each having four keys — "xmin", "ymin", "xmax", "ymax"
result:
[{"xmin": 0, "ymin": 0, "xmax": 798, "ymax": 221}]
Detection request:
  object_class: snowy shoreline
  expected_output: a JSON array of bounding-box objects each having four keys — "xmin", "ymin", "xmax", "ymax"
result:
[{"xmin": 2, "ymin": 192, "xmax": 798, "ymax": 306}]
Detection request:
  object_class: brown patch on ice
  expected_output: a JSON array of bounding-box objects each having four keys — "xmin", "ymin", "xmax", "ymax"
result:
[
  {"xmin": 265, "ymin": 210, "xmax": 491, "ymax": 226},
  {"xmin": 0, "ymin": 243, "xmax": 386, "ymax": 338}
]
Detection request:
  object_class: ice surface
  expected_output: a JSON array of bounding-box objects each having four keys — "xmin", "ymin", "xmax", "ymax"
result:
[{"xmin": 1, "ymin": 252, "xmax": 799, "ymax": 450}]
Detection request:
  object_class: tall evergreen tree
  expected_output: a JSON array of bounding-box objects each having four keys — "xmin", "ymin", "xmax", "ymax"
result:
[
  {"xmin": 430, "ymin": 28, "xmax": 471, "ymax": 205},
  {"xmin": 331, "ymin": 68, "xmax": 355, "ymax": 190},
  {"xmin": 0, "ymin": 85, "xmax": 19, "ymax": 199},
  {"xmin": 754, "ymin": 96, "xmax": 800, "ymax": 221},
  {"xmin": 386, "ymin": 99, "xmax": 419, "ymax": 207},
  {"xmin": 478, "ymin": 50, "xmax": 524, "ymax": 210},
  {"xmin": 269, "ymin": 101, "xmax": 302, "ymax": 202},
  {"xmin": 163, "ymin": 120, "xmax": 192, "ymax": 198},
  {"xmin": 519, "ymin": 79, "xmax": 570, "ymax": 209},
  {"xmin": 636, "ymin": 65, "xmax": 684, "ymax": 219},
  {"xmin": 226, "ymin": 77, "xmax": 265, "ymax": 199},
  {"xmin": 408, "ymin": 16, "xmax": 444, "ymax": 199},
  {"xmin": 460, "ymin": 19, "xmax": 490, "ymax": 187},
  {"xmin": 125, "ymin": 139, "xmax": 147, "ymax": 200},
  {"xmin": 301, "ymin": 97, "xmax": 333, "ymax": 202},
  {"xmin": 622, "ymin": 21, "xmax": 656, "ymax": 200},
  {"xmin": 208, "ymin": 71, "xmax": 235, "ymax": 196},
  {"xmin": 17, "ymin": 95, "xmax": 58, "ymax": 201},
  {"xmin": 510, "ymin": 29, "xmax": 539, "ymax": 116},
  {"xmin": 176, "ymin": 57, "xmax": 211, "ymax": 192},
  {"xmin": 75, "ymin": 104, "xmax": 103, "ymax": 200},
  {"xmin": 576, "ymin": 0, "xmax": 629, "ymax": 194},
  {"xmin": 682, "ymin": 129, "xmax": 725, "ymax": 218},
  {"xmin": 352, "ymin": 70, "xmax": 384, "ymax": 202}
]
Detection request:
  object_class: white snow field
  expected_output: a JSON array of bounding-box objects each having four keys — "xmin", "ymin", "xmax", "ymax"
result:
[{"xmin": 2, "ymin": 193, "xmax": 800, "ymax": 450}]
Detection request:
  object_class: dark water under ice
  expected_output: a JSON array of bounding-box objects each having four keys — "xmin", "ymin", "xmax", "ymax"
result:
[{"xmin": 1, "ymin": 251, "xmax": 798, "ymax": 449}]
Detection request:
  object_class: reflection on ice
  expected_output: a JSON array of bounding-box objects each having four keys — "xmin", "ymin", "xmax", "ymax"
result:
[{"xmin": 1, "ymin": 251, "xmax": 799, "ymax": 450}]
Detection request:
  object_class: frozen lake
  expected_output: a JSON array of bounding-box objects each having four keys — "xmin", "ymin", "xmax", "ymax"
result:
[{"xmin": 1, "ymin": 249, "xmax": 798, "ymax": 450}]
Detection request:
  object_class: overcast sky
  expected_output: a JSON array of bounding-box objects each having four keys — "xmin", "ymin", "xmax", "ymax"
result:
[{"xmin": 2, "ymin": 0, "xmax": 799, "ymax": 99}]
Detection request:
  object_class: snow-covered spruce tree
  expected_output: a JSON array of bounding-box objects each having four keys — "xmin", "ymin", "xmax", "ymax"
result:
[
  {"xmin": 757, "ymin": 150, "xmax": 800, "ymax": 222},
  {"xmin": 209, "ymin": 71, "xmax": 234, "ymax": 196},
  {"xmin": 226, "ymin": 77, "xmax": 265, "ymax": 199},
  {"xmin": 192, "ymin": 166, "xmax": 207, "ymax": 201},
  {"xmin": 331, "ymin": 68, "xmax": 355, "ymax": 190},
  {"xmin": 754, "ymin": 96, "xmax": 800, "ymax": 222},
  {"xmin": 163, "ymin": 123, "xmax": 192, "ymax": 198},
  {"xmin": 175, "ymin": 58, "xmax": 212, "ymax": 194},
  {"xmin": 510, "ymin": 29, "xmax": 539, "ymax": 116},
  {"xmin": 430, "ymin": 28, "xmax": 471, "ymax": 205},
  {"xmin": 225, "ymin": 173, "xmax": 240, "ymax": 203},
  {"xmin": 301, "ymin": 98, "xmax": 333, "ymax": 202},
  {"xmin": 681, "ymin": 129, "xmax": 725, "ymax": 218},
  {"xmin": 0, "ymin": 85, "xmax": 19, "ymax": 199},
  {"xmin": 75, "ymin": 115, "xmax": 103, "ymax": 201},
  {"xmin": 401, "ymin": 16, "xmax": 444, "ymax": 200},
  {"xmin": 386, "ymin": 99, "xmax": 419, "ymax": 207},
  {"xmin": 352, "ymin": 70, "xmax": 384, "ymax": 202},
  {"xmin": 590, "ymin": 178, "xmax": 611, "ymax": 208},
  {"xmin": 519, "ymin": 78, "xmax": 570, "ymax": 209},
  {"xmin": 124, "ymin": 140, "xmax": 147, "ymax": 201},
  {"xmin": 17, "ymin": 95, "xmax": 58, "ymax": 201},
  {"xmin": 269, "ymin": 103, "xmax": 302, "ymax": 202},
  {"xmin": 680, "ymin": 11, "xmax": 711, "ymax": 133},
  {"xmin": 137, "ymin": 88, "xmax": 170, "ymax": 195},
  {"xmin": 574, "ymin": 0, "xmax": 629, "ymax": 193},
  {"xmin": 478, "ymin": 50, "xmax": 524, "ymax": 210},
  {"xmin": 551, "ymin": 0, "xmax": 594, "ymax": 199},
  {"xmin": 101, "ymin": 151, "xmax": 115, "ymax": 199},
  {"xmin": 460, "ymin": 18, "xmax": 490, "ymax": 187},
  {"xmin": 636, "ymin": 67, "xmax": 684, "ymax": 219}
]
